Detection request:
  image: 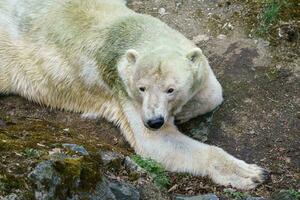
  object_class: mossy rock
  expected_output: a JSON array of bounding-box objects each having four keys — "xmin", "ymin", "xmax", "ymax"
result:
[
  {"xmin": 53, "ymin": 155, "xmax": 103, "ymax": 197},
  {"xmin": 29, "ymin": 154, "xmax": 104, "ymax": 199},
  {"xmin": 0, "ymin": 174, "xmax": 26, "ymax": 194}
]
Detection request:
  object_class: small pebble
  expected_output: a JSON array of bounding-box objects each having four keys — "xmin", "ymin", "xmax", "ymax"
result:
[
  {"xmin": 159, "ymin": 8, "xmax": 166, "ymax": 16},
  {"xmin": 0, "ymin": 119, "xmax": 6, "ymax": 126},
  {"xmin": 192, "ymin": 34, "xmax": 209, "ymax": 44},
  {"xmin": 217, "ymin": 34, "xmax": 226, "ymax": 40},
  {"xmin": 62, "ymin": 143, "xmax": 89, "ymax": 155},
  {"xmin": 100, "ymin": 151, "xmax": 124, "ymax": 166}
]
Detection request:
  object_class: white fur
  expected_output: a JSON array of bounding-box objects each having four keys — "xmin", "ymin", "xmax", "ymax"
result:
[
  {"xmin": 81, "ymin": 112, "xmax": 99, "ymax": 120},
  {"xmin": 0, "ymin": 14, "xmax": 20, "ymax": 41},
  {"xmin": 122, "ymin": 101, "xmax": 265, "ymax": 189},
  {"xmin": 80, "ymin": 59, "xmax": 101, "ymax": 86},
  {"xmin": 79, "ymin": 56, "xmax": 111, "ymax": 92},
  {"xmin": 0, "ymin": 0, "xmax": 267, "ymax": 190},
  {"xmin": 176, "ymin": 67, "xmax": 223, "ymax": 123}
]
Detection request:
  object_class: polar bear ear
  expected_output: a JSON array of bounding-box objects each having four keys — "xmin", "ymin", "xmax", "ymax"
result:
[
  {"xmin": 126, "ymin": 49, "xmax": 139, "ymax": 64},
  {"xmin": 186, "ymin": 48, "xmax": 203, "ymax": 64}
]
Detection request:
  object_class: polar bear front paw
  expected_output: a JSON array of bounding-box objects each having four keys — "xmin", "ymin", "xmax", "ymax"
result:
[{"xmin": 211, "ymin": 162, "xmax": 270, "ymax": 190}]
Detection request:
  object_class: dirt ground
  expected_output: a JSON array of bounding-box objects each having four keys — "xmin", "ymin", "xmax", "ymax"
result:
[{"xmin": 0, "ymin": 0, "xmax": 299, "ymax": 199}]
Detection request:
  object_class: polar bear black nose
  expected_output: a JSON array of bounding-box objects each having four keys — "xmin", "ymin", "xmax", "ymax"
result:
[{"xmin": 147, "ymin": 117, "xmax": 164, "ymax": 129}]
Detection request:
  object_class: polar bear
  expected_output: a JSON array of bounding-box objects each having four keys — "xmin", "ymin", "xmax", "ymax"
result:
[{"xmin": 0, "ymin": 0, "xmax": 269, "ymax": 189}]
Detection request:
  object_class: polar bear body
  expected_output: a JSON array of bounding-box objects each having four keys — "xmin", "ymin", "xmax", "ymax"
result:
[{"xmin": 0, "ymin": 0, "xmax": 268, "ymax": 189}]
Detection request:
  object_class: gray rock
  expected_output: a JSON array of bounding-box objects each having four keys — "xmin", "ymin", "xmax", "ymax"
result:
[
  {"xmin": 174, "ymin": 194, "xmax": 219, "ymax": 200},
  {"xmin": 124, "ymin": 157, "xmax": 147, "ymax": 175},
  {"xmin": 109, "ymin": 181, "xmax": 140, "ymax": 200},
  {"xmin": 28, "ymin": 157, "xmax": 141, "ymax": 200},
  {"xmin": 49, "ymin": 152, "xmax": 69, "ymax": 160},
  {"xmin": 28, "ymin": 160, "xmax": 61, "ymax": 200},
  {"xmin": 190, "ymin": 124, "xmax": 209, "ymax": 142},
  {"xmin": 100, "ymin": 151, "xmax": 124, "ymax": 166},
  {"xmin": 67, "ymin": 178, "xmax": 116, "ymax": 200},
  {"xmin": 67, "ymin": 178, "xmax": 140, "ymax": 200},
  {"xmin": 3, "ymin": 194, "xmax": 20, "ymax": 200},
  {"xmin": 246, "ymin": 197, "xmax": 266, "ymax": 200},
  {"xmin": 137, "ymin": 183, "xmax": 169, "ymax": 200},
  {"xmin": 217, "ymin": 34, "xmax": 227, "ymax": 40},
  {"xmin": 158, "ymin": 8, "xmax": 166, "ymax": 16},
  {"xmin": 192, "ymin": 34, "xmax": 209, "ymax": 44},
  {"xmin": 91, "ymin": 178, "xmax": 117, "ymax": 200},
  {"xmin": 62, "ymin": 143, "xmax": 89, "ymax": 155},
  {"xmin": 0, "ymin": 119, "xmax": 6, "ymax": 126}
]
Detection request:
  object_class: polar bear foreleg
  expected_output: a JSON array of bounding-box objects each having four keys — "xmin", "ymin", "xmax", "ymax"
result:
[{"xmin": 122, "ymin": 102, "xmax": 269, "ymax": 190}]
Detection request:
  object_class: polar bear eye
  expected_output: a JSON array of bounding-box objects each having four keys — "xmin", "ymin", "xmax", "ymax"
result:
[
  {"xmin": 167, "ymin": 88, "xmax": 174, "ymax": 94},
  {"xmin": 139, "ymin": 87, "xmax": 146, "ymax": 92}
]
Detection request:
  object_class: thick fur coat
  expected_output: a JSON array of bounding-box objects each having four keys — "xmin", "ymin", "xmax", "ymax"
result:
[{"xmin": 0, "ymin": 0, "xmax": 269, "ymax": 189}]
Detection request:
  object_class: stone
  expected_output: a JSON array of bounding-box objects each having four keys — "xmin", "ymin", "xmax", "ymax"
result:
[
  {"xmin": 174, "ymin": 194, "xmax": 219, "ymax": 200},
  {"xmin": 137, "ymin": 182, "xmax": 168, "ymax": 200},
  {"xmin": 158, "ymin": 8, "xmax": 166, "ymax": 16},
  {"xmin": 190, "ymin": 124, "xmax": 209, "ymax": 142},
  {"xmin": 278, "ymin": 23, "xmax": 298, "ymax": 42},
  {"xmin": 3, "ymin": 194, "xmax": 20, "ymax": 200},
  {"xmin": 100, "ymin": 151, "xmax": 124, "ymax": 166},
  {"xmin": 62, "ymin": 143, "xmax": 89, "ymax": 156},
  {"xmin": 28, "ymin": 160, "xmax": 61, "ymax": 200},
  {"xmin": 70, "ymin": 178, "xmax": 117, "ymax": 200},
  {"xmin": 28, "ymin": 156, "xmax": 141, "ymax": 200},
  {"xmin": 0, "ymin": 119, "xmax": 6, "ymax": 126},
  {"xmin": 124, "ymin": 156, "xmax": 147, "ymax": 175},
  {"xmin": 192, "ymin": 34, "xmax": 209, "ymax": 44},
  {"xmin": 217, "ymin": 34, "xmax": 226, "ymax": 40},
  {"xmin": 109, "ymin": 181, "xmax": 140, "ymax": 200},
  {"xmin": 246, "ymin": 197, "xmax": 266, "ymax": 200}
]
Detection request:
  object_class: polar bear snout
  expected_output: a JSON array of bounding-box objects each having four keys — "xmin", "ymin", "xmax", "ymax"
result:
[
  {"xmin": 146, "ymin": 116, "xmax": 165, "ymax": 130},
  {"xmin": 141, "ymin": 90, "xmax": 169, "ymax": 130}
]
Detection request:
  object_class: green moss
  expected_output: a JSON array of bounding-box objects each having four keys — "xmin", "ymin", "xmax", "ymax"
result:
[
  {"xmin": 79, "ymin": 156, "xmax": 103, "ymax": 190},
  {"xmin": 128, "ymin": 172, "xmax": 140, "ymax": 181},
  {"xmin": 0, "ymin": 120, "xmax": 63, "ymax": 156},
  {"xmin": 195, "ymin": 9, "xmax": 204, "ymax": 18},
  {"xmin": 0, "ymin": 140, "xmax": 11, "ymax": 151},
  {"xmin": 272, "ymin": 189, "xmax": 300, "ymax": 200},
  {"xmin": 206, "ymin": 16, "xmax": 223, "ymax": 37},
  {"xmin": 23, "ymin": 148, "xmax": 41, "ymax": 158},
  {"xmin": 224, "ymin": 189, "xmax": 249, "ymax": 200},
  {"xmin": 54, "ymin": 157, "xmax": 82, "ymax": 179},
  {"xmin": 0, "ymin": 132, "xmax": 22, "ymax": 151},
  {"xmin": 265, "ymin": 67, "xmax": 280, "ymax": 81},
  {"xmin": 131, "ymin": 155, "xmax": 170, "ymax": 188},
  {"xmin": 0, "ymin": 174, "xmax": 26, "ymax": 194},
  {"xmin": 0, "ymin": 101, "xmax": 127, "ymax": 197},
  {"xmin": 23, "ymin": 191, "xmax": 35, "ymax": 200},
  {"xmin": 285, "ymin": 189, "xmax": 300, "ymax": 199},
  {"xmin": 53, "ymin": 155, "xmax": 103, "ymax": 198}
]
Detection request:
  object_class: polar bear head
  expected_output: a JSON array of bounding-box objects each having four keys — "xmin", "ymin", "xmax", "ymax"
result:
[{"xmin": 119, "ymin": 47, "xmax": 216, "ymax": 130}]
